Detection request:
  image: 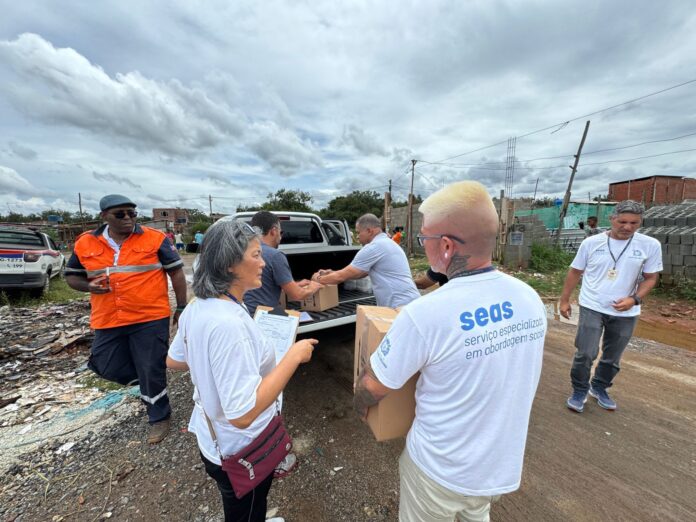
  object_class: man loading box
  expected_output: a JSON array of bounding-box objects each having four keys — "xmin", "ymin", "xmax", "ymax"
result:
[{"xmin": 354, "ymin": 181, "xmax": 547, "ymax": 521}]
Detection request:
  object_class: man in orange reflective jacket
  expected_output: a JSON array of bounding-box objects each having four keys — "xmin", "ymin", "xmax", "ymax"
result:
[{"xmin": 65, "ymin": 194, "xmax": 187, "ymax": 444}]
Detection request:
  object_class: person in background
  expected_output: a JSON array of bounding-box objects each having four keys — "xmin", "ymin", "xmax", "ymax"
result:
[
  {"xmin": 354, "ymin": 181, "xmax": 546, "ymax": 521},
  {"xmin": 65, "ymin": 194, "xmax": 187, "ymax": 444},
  {"xmin": 311, "ymin": 214, "xmax": 419, "ymax": 308},
  {"xmin": 174, "ymin": 231, "xmax": 185, "ymax": 252},
  {"xmin": 167, "ymin": 219, "xmax": 316, "ymax": 522},
  {"xmin": 391, "ymin": 226, "xmax": 403, "ymax": 246},
  {"xmin": 165, "ymin": 229, "xmax": 176, "ymax": 245},
  {"xmin": 244, "ymin": 211, "xmax": 323, "ymax": 317},
  {"xmin": 562, "ymin": 200, "xmax": 662, "ymax": 413},
  {"xmin": 585, "ymin": 216, "xmax": 602, "ymax": 236},
  {"xmin": 194, "ymin": 230, "xmax": 205, "ymax": 245}
]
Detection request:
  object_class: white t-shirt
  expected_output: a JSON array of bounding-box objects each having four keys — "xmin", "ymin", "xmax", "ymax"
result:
[
  {"xmin": 350, "ymin": 233, "xmax": 420, "ymax": 307},
  {"xmin": 571, "ymin": 232, "xmax": 662, "ymax": 317},
  {"xmin": 168, "ymin": 298, "xmax": 276, "ymax": 465},
  {"xmin": 371, "ymin": 271, "xmax": 546, "ymax": 496}
]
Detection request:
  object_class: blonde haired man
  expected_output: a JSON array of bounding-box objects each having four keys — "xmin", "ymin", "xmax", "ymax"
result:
[{"xmin": 354, "ymin": 181, "xmax": 547, "ymax": 521}]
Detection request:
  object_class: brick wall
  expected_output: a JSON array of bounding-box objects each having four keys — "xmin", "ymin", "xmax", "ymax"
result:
[{"xmin": 608, "ymin": 177, "xmax": 696, "ymax": 205}]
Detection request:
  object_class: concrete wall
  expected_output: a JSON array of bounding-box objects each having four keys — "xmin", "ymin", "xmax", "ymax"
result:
[{"xmin": 640, "ymin": 201, "xmax": 696, "ymax": 283}]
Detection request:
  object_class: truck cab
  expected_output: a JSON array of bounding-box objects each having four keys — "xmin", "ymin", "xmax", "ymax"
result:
[{"xmin": 216, "ymin": 212, "xmax": 375, "ymax": 332}]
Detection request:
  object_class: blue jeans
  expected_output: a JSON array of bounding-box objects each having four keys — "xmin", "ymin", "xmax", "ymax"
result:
[{"xmin": 570, "ymin": 306, "xmax": 637, "ymax": 393}]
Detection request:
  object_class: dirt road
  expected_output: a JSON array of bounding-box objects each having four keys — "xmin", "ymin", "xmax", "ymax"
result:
[{"xmin": 2, "ymin": 318, "xmax": 695, "ymax": 521}]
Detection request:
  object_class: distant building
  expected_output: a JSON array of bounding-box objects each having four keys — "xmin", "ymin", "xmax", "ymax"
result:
[
  {"xmin": 152, "ymin": 208, "xmax": 191, "ymax": 229},
  {"xmin": 608, "ymin": 175, "xmax": 696, "ymax": 205}
]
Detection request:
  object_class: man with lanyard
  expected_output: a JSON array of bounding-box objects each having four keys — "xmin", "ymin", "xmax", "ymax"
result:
[
  {"xmin": 244, "ymin": 211, "xmax": 324, "ymax": 317},
  {"xmin": 311, "ymin": 213, "xmax": 419, "ymax": 308},
  {"xmin": 354, "ymin": 181, "xmax": 546, "ymax": 521},
  {"xmin": 561, "ymin": 200, "xmax": 662, "ymax": 413},
  {"xmin": 65, "ymin": 194, "xmax": 188, "ymax": 443}
]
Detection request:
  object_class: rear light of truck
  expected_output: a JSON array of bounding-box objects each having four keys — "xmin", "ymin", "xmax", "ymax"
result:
[{"xmin": 23, "ymin": 252, "xmax": 41, "ymax": 262}]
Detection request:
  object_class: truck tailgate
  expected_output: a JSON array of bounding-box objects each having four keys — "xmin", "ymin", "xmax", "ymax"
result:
[{"xmin": 290, "ymin": 288, "xmax": 376, "ymax": 333}]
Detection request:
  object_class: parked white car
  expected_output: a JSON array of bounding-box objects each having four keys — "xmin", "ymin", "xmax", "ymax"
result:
[{"xmin": 0, "ymin": 226, "xmax": 65, "ymax": 296}]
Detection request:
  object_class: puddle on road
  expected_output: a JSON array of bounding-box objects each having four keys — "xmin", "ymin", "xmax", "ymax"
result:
[{"xmin": 544, "ymin": 301, "xmax": 694, "ymax": 351}]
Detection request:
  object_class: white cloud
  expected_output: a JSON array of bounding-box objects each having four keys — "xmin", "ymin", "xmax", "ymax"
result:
[{"xmin": 0, "ymin": 165, "xmax": 38, "ymax": 196}]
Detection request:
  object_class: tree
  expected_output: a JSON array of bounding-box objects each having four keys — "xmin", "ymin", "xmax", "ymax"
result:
[
  {"xmin": 262, "ymin": 189, "xmax": 314, "ymax": 212},
  {"xmin": 319, "ymin": 190, "xmax": 383, "ymax": 224},
  {"xmin": 187, "ymin": 208, "xmax": 213, "ymax": 224}
]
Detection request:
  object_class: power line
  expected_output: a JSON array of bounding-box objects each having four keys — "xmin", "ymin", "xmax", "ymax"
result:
[{"xmin": 417, "ymin": 77, "xmax": 696, "ymax": 164}]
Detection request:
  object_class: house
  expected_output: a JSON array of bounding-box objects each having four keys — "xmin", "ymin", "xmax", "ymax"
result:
[
  {"xmin": 608, "ymin": 175, "xmax": 696, "ymax": 205},
  {"xmin": 151, "ymin": 208, "xmax": 191, "ymax": 230}
]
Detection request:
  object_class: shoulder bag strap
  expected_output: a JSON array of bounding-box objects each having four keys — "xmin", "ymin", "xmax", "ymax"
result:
[{"xmin": 181, "ymin": 328, "xmax": 225, "ymax": 461}]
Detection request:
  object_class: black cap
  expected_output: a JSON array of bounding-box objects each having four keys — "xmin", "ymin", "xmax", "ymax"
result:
[{"xmin": 100, "ymin": 194, "xmax": 137, "ymax": 211}]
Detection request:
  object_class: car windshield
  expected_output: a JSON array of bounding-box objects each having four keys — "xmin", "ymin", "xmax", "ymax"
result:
[{"xmin": 0, "ymin": 230, "xmax": 44, "ymax": 248}]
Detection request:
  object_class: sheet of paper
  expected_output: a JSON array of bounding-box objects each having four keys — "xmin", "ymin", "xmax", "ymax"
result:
[
  {"xmin": 254, "ymin": 310, "xmax": 300, "ymax": 411},
  {"xmin": 299, "ymin": 311, "xmax": 313, "ymax": 323}
]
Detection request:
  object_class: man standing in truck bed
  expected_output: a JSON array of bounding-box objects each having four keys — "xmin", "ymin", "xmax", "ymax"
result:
[{"xmin": 311, "ymin": 213, "xmax": 419, "ymax": 307}]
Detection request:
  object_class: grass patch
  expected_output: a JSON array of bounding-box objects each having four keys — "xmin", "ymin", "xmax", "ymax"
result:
[
  {"xmin": 0, "ymin": 276, "xmax": 85, "ymax": 307},
  {"xmin": 654, "ymin": 277, "xmax": 696, "ymax": 302},
  {"xmin": 511, "ymin": 269, "xmax": 567, "ymax": 297},
  {"xmin": 529, "ymin": 243, "xmax": 574, "ymax": 272},
  {"xmin": 78, "ymin": 372, "xmax": 130, "ymax": 392},
  {"xmin": 408, "ymin": 254, "xmax": 431, "ymax": 275}
]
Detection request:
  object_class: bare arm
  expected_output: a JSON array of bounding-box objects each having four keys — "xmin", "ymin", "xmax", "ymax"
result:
[
  {"xmin": 559, "ymin": 268, "xmax": 583, "ymax": 319},
  {"xmin": 230, "ymin": 338, "xmax": 318, "ymax": 429},
  {"xmin": 311, "ymin": 265, "xmax": 367, "ymax": 285},
  {"xmin": 414, "ymin": 272, "xmax": 436, "ymax": 290},
  {"xmin": 353, "ymin": 358, "xmax": 392, "ymax": 420},
  {"xmin": 282, "ymin": 279, "xmax": 323, "ymax": 301},
  {"xmin": 167, "ymin": 268, "xmax": 188, "ymax": 324},
  {"xmin": 611, "ymin": 272, "xmax": 660, "ymax": 312},
  {"xmin": 65, "ymin": 274, "xmax": 111, "ymax": 294},
  {"xmin": 166, "ymin": 356, "xmax": 189, "ymax": 371}
]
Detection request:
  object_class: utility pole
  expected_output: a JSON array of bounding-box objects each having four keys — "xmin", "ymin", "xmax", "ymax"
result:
[
  {"xmin": 555, "ymin": 120, "xmax": 591, "ymax": 245},
  {"xmin": 208, "ymin": 195, "xmax": 213, "ymax": 217},
  {"xmin": 407, "ymin": 160, "xmax": 417, "ymax": 256},
  {"xmin": 78, "ymin": 192, "xmax": 86, "ymax": 232}
]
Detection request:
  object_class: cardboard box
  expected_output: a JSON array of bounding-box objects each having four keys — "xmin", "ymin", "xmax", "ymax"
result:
[
  {"xmin": 300, "ymin": 284, "xmax": 338, "ymax": 312},
  {"xmin": 354, "ymin": 305, "xmax": 417, "ymax": 441}
]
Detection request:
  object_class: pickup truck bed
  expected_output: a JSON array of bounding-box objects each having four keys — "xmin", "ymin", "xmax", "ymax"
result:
[{"xmin": 290, "ymin": 287, "xmax": 376, "ymax": 333}]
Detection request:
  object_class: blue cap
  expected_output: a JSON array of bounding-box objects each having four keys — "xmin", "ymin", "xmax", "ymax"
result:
[{"xmin": 99, "ymin": 194, "xmax": 137, "ymax": 211}]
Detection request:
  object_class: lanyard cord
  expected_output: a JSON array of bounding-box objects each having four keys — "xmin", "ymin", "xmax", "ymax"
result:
[
  {"xmin": 222, "ymin": 291, "xmax": 249, "ymax": 313},
  {"xmin": 606, "ymin": 234, "xmax": 633, "ymax": 269},
  {"xmin": 448, "ymin": 265, "xmax": 497, "ymax": 280}
]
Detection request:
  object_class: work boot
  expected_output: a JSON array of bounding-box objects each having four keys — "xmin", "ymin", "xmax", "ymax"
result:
[
  {"xmin": 589, "ymin": 386, "xmax": 617, "ymax": 410},
  {"xmin": 147, "ymin": 418, "xmax": 171, "ymax": 444},
  {"xmin": 566, "ymin": 390, "xmax": 588, "ymax": 413}
]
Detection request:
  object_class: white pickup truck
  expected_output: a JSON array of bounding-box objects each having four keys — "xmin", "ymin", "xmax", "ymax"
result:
[{"xmin": 221, "ymin": 212, "xmax": 376, "ymax": 333}]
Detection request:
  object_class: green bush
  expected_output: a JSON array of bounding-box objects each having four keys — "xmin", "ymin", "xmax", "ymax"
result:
[
  {"xmin": 529, "ymin": 244, "xmax": 574, "ymax": 272},
  {"xmin": 674, "ymin": 277, "xmax": 696, "ymax": 301}
]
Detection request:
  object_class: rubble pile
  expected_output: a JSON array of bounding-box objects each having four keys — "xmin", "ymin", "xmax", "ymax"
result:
[{"xmin": 0, "ymin": 300, "xmax": 97, "ymax": 431}]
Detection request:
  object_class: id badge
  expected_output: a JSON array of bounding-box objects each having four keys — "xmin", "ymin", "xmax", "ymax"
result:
[{"xmin": 606, "ymin": 268, "xmax": 618, "ymax": 280}]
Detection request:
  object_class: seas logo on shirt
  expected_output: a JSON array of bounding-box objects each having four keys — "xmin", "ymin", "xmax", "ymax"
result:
[{"xmin": 460, "ymin": 301, "xmax": 513, "ymax": 331}]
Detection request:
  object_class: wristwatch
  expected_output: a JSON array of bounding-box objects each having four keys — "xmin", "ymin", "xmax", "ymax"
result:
[{"xmin": 630, "ymin": 295, "xmax": 642, "ymax": 305}]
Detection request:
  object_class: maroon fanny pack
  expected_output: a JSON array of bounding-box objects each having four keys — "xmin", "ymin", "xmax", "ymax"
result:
[{"xmin": 204, "ymin": 409, "xmax": 291, "ymax": 499}]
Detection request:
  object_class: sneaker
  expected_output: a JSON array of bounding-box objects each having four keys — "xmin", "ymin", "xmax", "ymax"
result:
[
  {"xmin": 274, "ymin": 453, "xmax": 297, "ymax": 479},
  {"xmin": 566, "ymin": 390, "xmax": 588, "ymax": 413},
  {"xmin": 266, "ymin": 518, "xmax": 285, "ymax": 522},
  {"xmin": 589, "ymin": 387, "xmax": 617, "ymax": 410},
  {"xmin": 147, "ymin": 418, "xmax": 171, "ymax": 444}
]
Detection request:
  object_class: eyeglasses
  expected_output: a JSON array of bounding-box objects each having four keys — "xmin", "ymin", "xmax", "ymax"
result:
[
  {"xmin": 416, "ymin": 234, "xmax": 466, "ymax": 247},
  {"xmin": 240, "ymin": 222, "xmax": 262, "ymax": 235},
  {"xmin": 110, "ymin": 210, "xmax": 138, "ymax": 219}
]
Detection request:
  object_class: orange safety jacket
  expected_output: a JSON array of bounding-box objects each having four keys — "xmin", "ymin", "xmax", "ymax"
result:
[{"xmin": 71, "ymin": 225, "xmax": 174, "ymax": 329}]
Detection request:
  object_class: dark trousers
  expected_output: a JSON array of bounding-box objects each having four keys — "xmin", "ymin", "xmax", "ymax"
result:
[
  {"xmin": 570, "ymin": 306, "xmax": 638, "ymax": 392},
  {"xmin": 201, "ymin": 453, "xmax": 274, "ymax": 522},
  {"xmin": 89, "ymin": 317, "xmax": 171, "ymax": 424}
]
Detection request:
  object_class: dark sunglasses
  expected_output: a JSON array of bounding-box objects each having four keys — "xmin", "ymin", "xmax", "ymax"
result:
[{"xmin": 110, "ymin": 209, "xmax": 138, "ymax": 219}]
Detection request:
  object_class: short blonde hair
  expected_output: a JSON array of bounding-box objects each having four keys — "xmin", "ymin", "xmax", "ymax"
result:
[{"xmin": 419, "ymin": 181, "xmax": 496, "ymax": 224}]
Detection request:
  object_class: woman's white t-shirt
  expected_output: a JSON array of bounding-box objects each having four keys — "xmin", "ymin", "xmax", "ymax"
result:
[{"xmin": 168, "ymin": 297, "xmax": 276, "ymax": 465}]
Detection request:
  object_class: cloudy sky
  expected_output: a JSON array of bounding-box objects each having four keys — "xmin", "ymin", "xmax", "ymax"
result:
[{"xmin": 1, "ymin": 0, "xmax": 696, "ymax": 216}]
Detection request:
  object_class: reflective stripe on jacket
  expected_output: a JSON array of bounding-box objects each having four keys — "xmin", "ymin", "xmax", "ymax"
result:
[{"xmin": 73, "ymin": 226, "xmax": 171, "ymax": 329}]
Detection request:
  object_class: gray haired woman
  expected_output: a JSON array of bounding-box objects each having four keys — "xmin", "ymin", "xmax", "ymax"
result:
[{"xmin": 167, "ymin": 220, "xmax": 316, "ymax": 521}]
